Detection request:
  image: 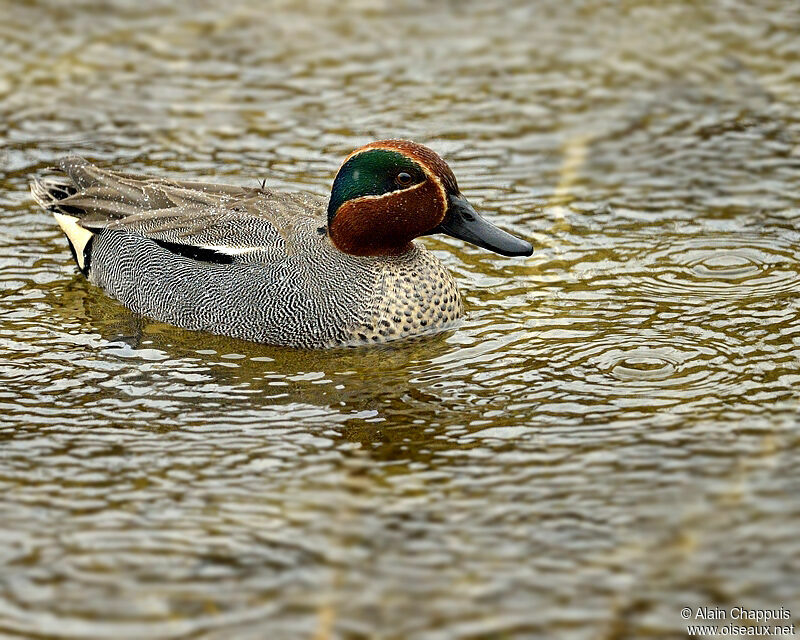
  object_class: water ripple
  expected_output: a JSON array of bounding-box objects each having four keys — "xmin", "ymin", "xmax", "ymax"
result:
[{"xmin": 636, "ymin": 234, "xmax": 800, "ymax": 300}]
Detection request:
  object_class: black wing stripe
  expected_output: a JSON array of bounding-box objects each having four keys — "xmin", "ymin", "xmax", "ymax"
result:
[{"xmin": 153, "ymin": 239, "xmax": 235, "ymax": 265}]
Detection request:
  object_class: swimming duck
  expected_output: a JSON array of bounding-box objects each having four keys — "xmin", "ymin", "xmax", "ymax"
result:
[{"xmin": 31, "ymin": 140, "xmax": 532, "ymax": 348}]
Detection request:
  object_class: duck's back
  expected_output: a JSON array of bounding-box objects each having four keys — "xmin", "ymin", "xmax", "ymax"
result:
[{"xmin": 32, "ymin": 157, "xmax": 462, "ymax": 347}]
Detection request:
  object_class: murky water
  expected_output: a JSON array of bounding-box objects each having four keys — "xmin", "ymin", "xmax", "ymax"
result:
[{"xmin": 2, "ymin": 0, "xmax": 800, "ymax": 638}]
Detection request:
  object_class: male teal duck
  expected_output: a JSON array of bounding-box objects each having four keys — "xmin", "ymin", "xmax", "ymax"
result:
[{"xmin": 31, "ymin": 140, "xmax": 532, "ymax": 348}]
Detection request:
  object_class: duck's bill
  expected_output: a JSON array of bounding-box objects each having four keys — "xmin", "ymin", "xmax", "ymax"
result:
[{"xmin": 431, "ymin": 193, "xmax": 533, "ymax": 257}]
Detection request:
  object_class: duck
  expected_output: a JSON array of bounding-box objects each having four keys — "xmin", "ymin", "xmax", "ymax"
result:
[{"xmin": 31, "ymin": 140, "xmax": 533, "ymax": 348}]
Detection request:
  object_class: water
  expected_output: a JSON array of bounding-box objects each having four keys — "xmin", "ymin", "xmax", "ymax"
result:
[{"xmin": 1, "ymin": 0, "xmax": 800, "ymax": 637}]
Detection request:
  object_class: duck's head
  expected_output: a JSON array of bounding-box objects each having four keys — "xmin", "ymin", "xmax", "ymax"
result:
[{"xmin": 327, "ymin": 139, "xmax": 533, "ymax": 258}]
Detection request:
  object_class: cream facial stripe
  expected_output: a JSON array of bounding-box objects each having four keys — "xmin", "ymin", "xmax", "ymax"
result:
[
  {"xmin": 342, "ymin": 144, "xmax": 448, "ymax": 190},
  {"xmin": 344, "ymin": 179, "xmax": 426, "ymax": 204},
  {"xmin": 339, "ymin": 144, "xmax": 449, "ymax": 218}
]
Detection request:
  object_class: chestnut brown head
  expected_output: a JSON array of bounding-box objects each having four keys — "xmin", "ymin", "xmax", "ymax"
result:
[{"xmin": 327, "ymin": 139, "xmax": 533, "ymax": 258}]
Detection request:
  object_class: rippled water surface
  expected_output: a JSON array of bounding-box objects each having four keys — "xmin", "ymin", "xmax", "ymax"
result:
[{"xmin": 2, "ymin": 0, "xmax": 800, "ymax": 638}]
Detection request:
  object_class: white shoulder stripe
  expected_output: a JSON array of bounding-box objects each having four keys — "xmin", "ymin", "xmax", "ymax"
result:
[{"xmin": 195, "ymin": 244, "xmax": 268, "ymax": 256}]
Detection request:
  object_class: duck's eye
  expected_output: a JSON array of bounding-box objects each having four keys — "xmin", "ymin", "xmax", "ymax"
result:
[{"xmin": 395, "ymin": 172, "xmax": 413, "ymax": 187}]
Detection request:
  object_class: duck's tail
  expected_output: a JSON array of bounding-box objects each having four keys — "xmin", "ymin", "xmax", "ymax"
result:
[{"xmin": 31, "ymin": 160, "xmax": 96, "ymax": 275}]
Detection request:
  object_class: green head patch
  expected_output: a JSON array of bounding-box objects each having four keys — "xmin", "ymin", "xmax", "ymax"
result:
[{"xmin": 327, "ymin": 149, "xmax": 426, "ymax": 224}]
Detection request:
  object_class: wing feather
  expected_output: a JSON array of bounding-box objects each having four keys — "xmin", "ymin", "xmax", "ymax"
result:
[{"xmin": 36, "ymin": 156, "xmax": 327, "ymax": 262}]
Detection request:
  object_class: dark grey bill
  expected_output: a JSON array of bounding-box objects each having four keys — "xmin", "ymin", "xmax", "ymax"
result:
[{"xmin": 429, "ymin": 193, "xmax": 533, "ymax": 257}]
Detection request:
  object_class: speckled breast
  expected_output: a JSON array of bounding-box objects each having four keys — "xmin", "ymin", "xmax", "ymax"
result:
[{"xmin": 344, "ymin": 245, "xmax": 464, "ymax": 346}]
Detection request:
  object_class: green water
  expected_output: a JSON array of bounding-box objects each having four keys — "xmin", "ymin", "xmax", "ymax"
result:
[{"xmin": 1, "ymin": 0, "xmax": 800, "ymax": 638}]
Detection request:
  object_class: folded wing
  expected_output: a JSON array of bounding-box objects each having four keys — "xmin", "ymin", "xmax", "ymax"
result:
[{"xmin": 31, "ymin": 156, "xmax": 326, "ymax": 268}]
